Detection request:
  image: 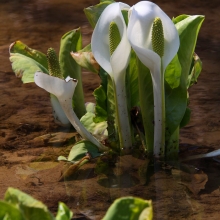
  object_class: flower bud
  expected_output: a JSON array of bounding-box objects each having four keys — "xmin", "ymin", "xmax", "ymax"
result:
[{"xmin": 47, "ymin": 48, "xmax": 63, "ymax": 78}]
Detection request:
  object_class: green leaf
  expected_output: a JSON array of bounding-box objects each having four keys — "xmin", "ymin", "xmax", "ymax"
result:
[
  {"xmin": 85, "ymin": 102, "xmax": 96, "ymax": 113},
  {"xmin": 180, "ymin": 107, "xmax": 191, "ymax": 128},
  {"xmin": 165, "ymin": 126, "xmax": 179, "ymax": 159},
  {"xmin": 164, "ymin": 78, "xmax": 187, "ymax": 138},
  {"xmin": 106, "ymin": 75, "xmax": 119, "ymax": 150},
  {"xmin": 165, "ymin": 15, "xmax": 204, "ymax": 152},
  {"xmin": 79, "ymin": 43, "xmax": 91, "ymax": 52},
  {"xmin": 55, "ymin": 202, "xmax": 73, "ymax": 220},
  {"xmin": 67, "ymin": 140, "xmax": 101, "ymax": 162},
  {"xmin": 172, "ymin": 14, "xmax": 189, "ymax": 24},
  {"xmin": 9, "ymin": 41, "xmax": 48, "ymax": 69},
  {"xmin": 126, "ymin": 49, "xmax": 139, "ymax": 109},
  {"xmin": 80, "ymin": 112, "xmax": 108, "ymax": 141},
  {"xmin": 93, "ymin": 85, "xmax": 108, "ymax": 122},
  {"xmin": 84, "ymin": 1, "xmax": 114, "ymax": 28},
  {"xmin": 0, "ymin": 201, "xmax": 24, "ymax": 220},
  {"xmin": 103, "ymin": 197, "xmax": 153, "ymax": 220},
  {"xmin": 59, "ymin": 28, "xmax": 86, "ymax": 118},
  {"xmin": 4, "ymin": 188, "xmax": 54, "ymax": 220},
  {"xmin": 165, "ymin": 54, "xmax": 182, "ymax": 89},
  {"xmin": 187, "ymin": 53, "xmax": 202, "ymax": 88},
  {"xmin": 9, "ymin": 53, "xmax": 48, "ymax": 83},
  {"xmin": 137, "ymin": 59, "xmax": 154, "ymax": 154},
  {"xmin": 100, "ymin": 0, "xmax": 114, "ymax": 2},
  {"xmin": 175, "ymin": 15, "xmax": 205, "ymax": 85}
]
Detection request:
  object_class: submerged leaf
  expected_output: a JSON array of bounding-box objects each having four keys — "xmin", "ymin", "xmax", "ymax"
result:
[
  {"xmin": 67, "ymin": 140, "xmax": 101, "ymax": 162},
  {"xmin": 58, "ymin": 153, "xmax": 92, "ymax": 181},
  {"xmin": 172, "ymin": 169, "xmax": 208, "ymax": 196}
]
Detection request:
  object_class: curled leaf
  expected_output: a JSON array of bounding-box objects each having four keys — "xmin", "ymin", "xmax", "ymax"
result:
[{"xmin": 71, "ymin": 51, "xmax": 99, "ymax": 73}]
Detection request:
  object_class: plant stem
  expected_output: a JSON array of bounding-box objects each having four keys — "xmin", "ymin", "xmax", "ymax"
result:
[
  {"xmin": 59, "ymin": 97, "xmax": 108, "ymax": 152},
  {"xmin": 113, "ymin": 69, "xmax": 132, "ymax": 151},
  {"xmin": 151, "ymin": 63, "xmax": 165, "ymax": 157}
]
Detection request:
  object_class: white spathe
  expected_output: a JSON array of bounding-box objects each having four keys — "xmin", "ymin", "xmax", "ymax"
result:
[
  {"xmin": 91, "ymin": 2, "xmax": 131, "ymax": 78},
  {"xmin": 34, "ymin": 72, "xmax": 108, "ymax": 152},
  {"xmin": 91, "ymin": 2, "xmax": 132, "ymax": 150},
  {"xmin": 127, "ymin": 1, "xmax": 180, "ymax": 156},
  {"xmin": 127, "ymin": 1, "xmax": 179, "ymax": 73}
]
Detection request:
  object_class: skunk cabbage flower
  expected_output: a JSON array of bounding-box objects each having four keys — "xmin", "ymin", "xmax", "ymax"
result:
[
  {"xmin": 34, "ymin": 72, "xmax": 108, "ymax": 152},
  {"xmin": 127, "ymin": 1, "xmax": 180, "ymax": 156},
  {"xmin": 91, "ymin": 2, "xmax": 132, "ymax": 150},
  {"xmin": 128, "ymin": 1, "xmax": 179, "ymax": 72}
]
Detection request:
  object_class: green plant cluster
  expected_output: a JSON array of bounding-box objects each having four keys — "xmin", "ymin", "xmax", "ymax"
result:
[{"xmin": 0, "ymin": 188, "xmax": 153, "ymax": 220}]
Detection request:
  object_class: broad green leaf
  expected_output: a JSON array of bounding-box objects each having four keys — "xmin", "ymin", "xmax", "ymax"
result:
[
  {"xmin": 165, "ymin": 78, "xmax": 187, "ymax": 138},
  {"xmin": 80, "ymin": 112, "xmax": 108, "ymax": 141},
  {"xmin": 103, "ymin": 197, "xmax": 153, "ymax": 220},
  {"xmin": 165, "ymin": 54, "xmax": 182, "ymax": 89},
  {"xmin": 4, "ymin": 188, "xmax": 54, "ymax": 220},
  {"xmin": 137, "ymin": 59, "xmax": 154, "ymax": 154},
  {"xmin": 67, "ymin": 140, "xmax": 101, "ymax": 162},
  {"xmin": 79, "ymin": 43, "xmax": 91, "ymax": 52},
  {"xmin": 59, "ymin": 28, "xmax": 86, "ymax": 118},
  {"xmin": 165, "ymin": 15, "xmax": 204, "ymax": 151},
  {"xmin": 165, "ymin": 126, "xmax": 179, "ymax": 159},
  {"xmin": 84, "ymin": 1, "xmax": 114, "ymax": 28},
  {"xmin": 175, "ymin": 15, "xmax": 205, "ymax": 85},
  {"xmin": 55, "ymin": 202, "xmax": 73, "ymax": 220},
  {"xmin": 126, "ymin": 49, "xmax": 139, "ymax": 109},
  {"xmin": 100, "ymin": 0, "xmax": 114, "ymax": 2},
  {"xmin": 9, "ymin": 53, "xmax": 48, "ymax": 83},
  {"xmin": 93, "ymin": 85, "xmax": 108, "ymax": 122},
  {"xmin": 9, "ymin": 41, "xmax": 48, "ymax": 69},
  {"xmin": 172, "ymin": 14, "xmax": 189, "ymax": 24},
  {"xmin": 180, "ymin": 107, "xmax": 191, "ymax": 128},
  {"xmin": 187, "ymin": 53, "xmax": 202, "ymax": 88},
  {"xmin": 0, "ymin": 201, "xmax": 24, "ymax": 220},
  {"xmin": 106, "ymin": 75, "xmax": 119, "ymax": 150},
  {"xmin": 99, "ymin": 67, "xmax": 108, "ymax": 92}
]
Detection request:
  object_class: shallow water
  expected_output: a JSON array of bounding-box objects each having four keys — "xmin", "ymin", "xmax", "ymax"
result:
[{"xmin": 0, "ymin": 0, "xmax": 220, "ymax": 219}]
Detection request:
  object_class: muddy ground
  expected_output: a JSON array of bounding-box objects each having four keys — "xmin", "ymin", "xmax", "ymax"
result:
[{"xmin": 0, "ymin": 0, "xmax": 220, "ymax": 219}]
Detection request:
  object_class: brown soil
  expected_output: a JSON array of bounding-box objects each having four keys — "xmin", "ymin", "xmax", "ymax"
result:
[{"xmin": 0, "ymin": 0, "xmax": 220, "ymax": 219}]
